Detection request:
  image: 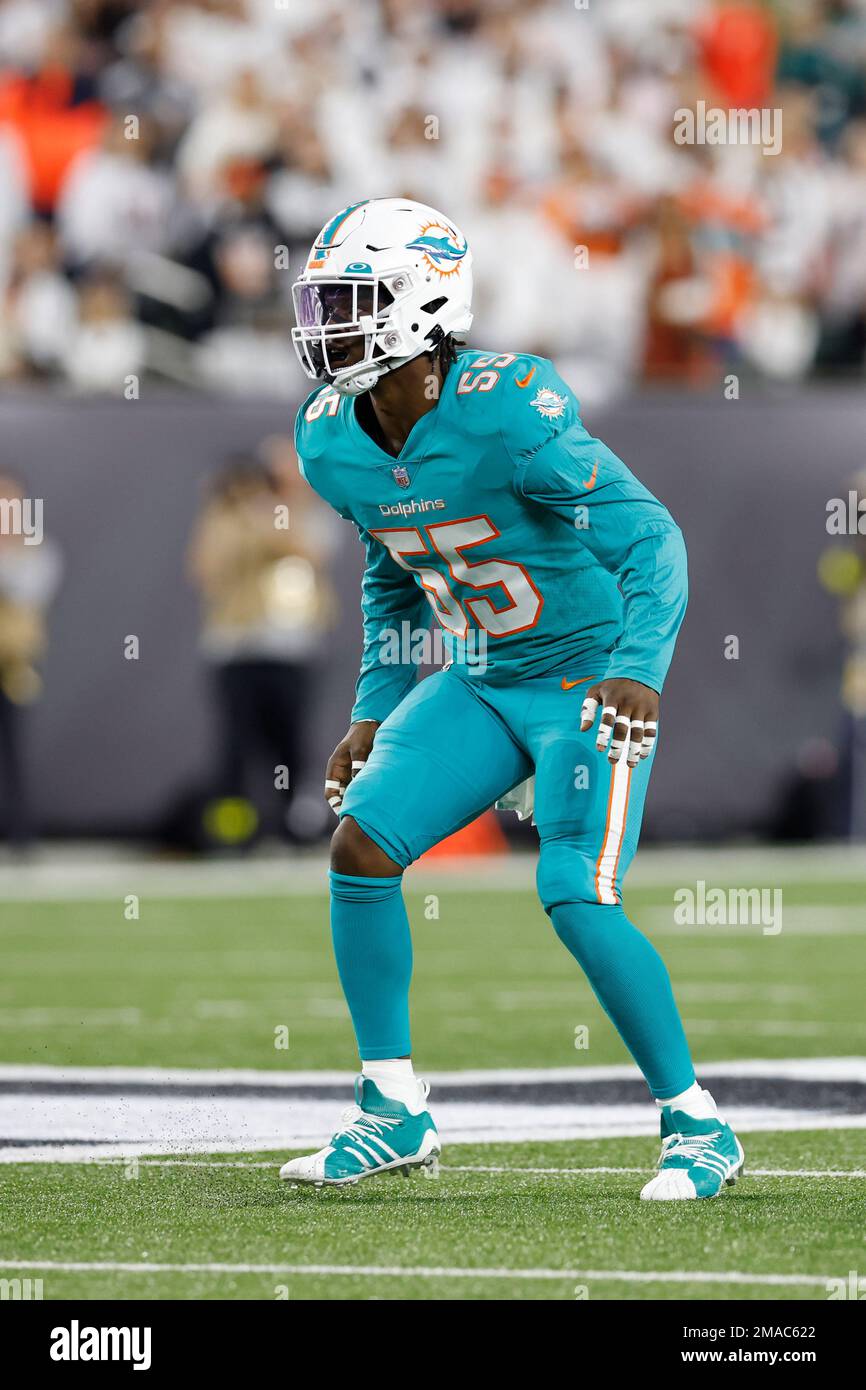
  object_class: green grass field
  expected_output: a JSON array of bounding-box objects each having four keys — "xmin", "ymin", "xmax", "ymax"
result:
[
  {"xmin": 2, "ymin": 1132, "xmax": 865, "ymax": 1301},
  {"xmin": 1, "ymin": 856, "xmax": 865, "ymax": 1300},
  {"xmin": 1, "ymin": 874, "xmax": 865, "ymax": 1071}
]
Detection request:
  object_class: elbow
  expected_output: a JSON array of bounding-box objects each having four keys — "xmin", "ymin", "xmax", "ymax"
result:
[
  {"xmin": 657, "ymin": 524, "xmax": 688, "ymax": 620},
  {"xmin": 675, "ymin": 519, "xmax": 686, "ymax": 589},
  {"xmin": 666, "ymin": 521, "xmax": 688, "ymax": 602}
]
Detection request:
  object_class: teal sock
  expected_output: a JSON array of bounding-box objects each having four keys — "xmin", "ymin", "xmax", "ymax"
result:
[
  {"xmin": 329, "ymin": 870, "xmax": 411, "ymax": 1060},
  {"xmin": 550, "ymin": 901, "xmax": 695, "ymax": 1098}
]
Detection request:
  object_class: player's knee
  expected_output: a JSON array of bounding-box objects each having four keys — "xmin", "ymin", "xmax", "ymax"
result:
[
  {"xmin": 536, "ymin": 839, "xmax": 598, "ymax": 916},
  {"xmin": 330, "ymin": 815, "xmax": 402, "ymax": 878}
]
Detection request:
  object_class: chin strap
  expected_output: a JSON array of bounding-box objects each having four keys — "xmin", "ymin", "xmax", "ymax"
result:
[
  {"xmin": 329, "ymin": 341, "xmax": 435, "ymax": 397},
  {"xmin": 331, "ymin": 365, "xmax": 387, "ymax": 397}
]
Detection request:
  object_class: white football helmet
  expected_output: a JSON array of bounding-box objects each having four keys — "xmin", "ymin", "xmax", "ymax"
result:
[{"xmin": 291, "ymin": 197, "xmax": 473, "ymax": 396}]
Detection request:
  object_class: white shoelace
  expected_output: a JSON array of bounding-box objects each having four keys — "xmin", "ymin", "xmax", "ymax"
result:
[
  {"xmin": 332, "ymin": 1104, "xmax": 402, "ymax": 1145},
  {"xmin": 659, "ymin": 1130, "xmax": 724, "ymax": 1168}
]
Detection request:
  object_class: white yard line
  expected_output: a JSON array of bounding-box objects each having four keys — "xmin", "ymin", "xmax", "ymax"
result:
[
  {"xmin": 447, "ymin": 1164, "xmax": 866, "ymax": 1179},
  {"xmin": 640, "ymin": 906, "xmax": 866, "ymax": 937},
  {"xmin": 0, "ymin": 843, "xmax": 864, "ymax": 901},
  {"xmin": 3, "ymin": 1056, "xmax": 865, "ymax": 1087},
  {"xmin": 0, "ymin": 1008, "xmax": 143, "ymax": 1028},
  {"xmin": 683, "ymin": 1020, "xmax": 866, "ymax": 1037},
  {"xmin": 0, "ymin": 1259, "xmax": 837, "ymax": 1288},
  {"xmin": 8, "ymin": 1115, "xmax": 866, "ymax": 1165},
  {"xmin": 81, "ymin": 1158, "xmax": 866, "ymax": 1179}
]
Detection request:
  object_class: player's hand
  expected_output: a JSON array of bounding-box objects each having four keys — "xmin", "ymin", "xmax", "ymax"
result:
[
  {"xmin": 579, "ymin": 679, "xmax": 658, "ymax": 766},
  {"xmin": 324, "ymin": 720, "xmax": 379, "ymax": 814}
]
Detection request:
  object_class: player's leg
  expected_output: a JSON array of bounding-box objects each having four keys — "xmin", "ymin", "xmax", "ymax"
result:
[
  {"xmin": 522, "ymin": 673, "xmax": 743, "ymax": 1199},
  {"xmin": 330, "ymin": 668, "xmax": 530, "ymax": 1060},
  {"xmin": 534, "ymin": 728, "xmax": 695, "ymax": 1099},
  {"xmin": 279, "ymin": 668, "xmax": 531, "ymax": 1187}
]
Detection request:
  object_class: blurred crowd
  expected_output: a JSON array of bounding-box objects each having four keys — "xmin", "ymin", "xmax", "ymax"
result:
[{"xmin": 2, "ymin": 0, "xmax": 866, "ymax": 400}]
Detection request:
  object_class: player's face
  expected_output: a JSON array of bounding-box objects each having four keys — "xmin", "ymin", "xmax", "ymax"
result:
[
  {"xmin": 320, "ymin": 285, "xmax": 368, "ymax": 370},
  {"xmin": 295, "ymin": 280, "xmax": 394, "ymax": 379}
]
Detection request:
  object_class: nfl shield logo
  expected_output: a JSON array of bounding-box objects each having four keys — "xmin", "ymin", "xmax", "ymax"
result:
[{"xmin": 392, "ymin": 465, "xmax": 411, "ymax": 488}]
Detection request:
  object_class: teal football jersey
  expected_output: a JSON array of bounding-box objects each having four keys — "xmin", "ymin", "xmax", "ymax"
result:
[{"xmin": 295, "ymin": 350, "xmax": 688, "ymax": 723}]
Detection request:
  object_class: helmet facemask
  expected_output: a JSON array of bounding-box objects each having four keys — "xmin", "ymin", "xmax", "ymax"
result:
[{"xmin": 292, "ymin": 276, "xmax": 414, "ymax": 396}]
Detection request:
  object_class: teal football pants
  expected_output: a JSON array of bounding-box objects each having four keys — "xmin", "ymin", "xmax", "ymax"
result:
[{"xmin": 332, "ymin": 664, "xmax": 696, "ymax": 1097}]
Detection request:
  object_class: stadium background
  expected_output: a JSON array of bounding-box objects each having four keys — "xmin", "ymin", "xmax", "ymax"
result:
[
  {"xmin": 1, "ymin": 0, "xmax": 866, "ymax": 1307},
  {"xmin": 1, "ymin": 0, "xmax": 866, "ymax": 848}
]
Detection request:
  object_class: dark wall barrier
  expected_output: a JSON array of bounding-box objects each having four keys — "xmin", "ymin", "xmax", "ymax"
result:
[{"xmin": 2, "ymin": 386, "xmax": 856, "ymax": 840}]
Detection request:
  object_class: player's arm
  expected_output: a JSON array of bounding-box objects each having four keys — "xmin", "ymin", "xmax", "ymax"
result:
[
  {"xmin": 295, "ymin": 394, "xmax": 432, "ymax": 806},
  {"xmin": 324, "ymin": 526, "xmax": 431, "ymax": 813},
  {"xmin": 294, "ymin": 408, "xmax": 428, "ymax": 811},
  {"xmin": 512, "ymin": 385, "xmax": 687, "ymax": 766}
]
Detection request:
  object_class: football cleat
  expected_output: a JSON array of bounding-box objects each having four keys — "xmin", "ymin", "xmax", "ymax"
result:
[
  {"xmin": 640, "ymin": 1092, "xmax": 744, "ymax": 1201},
  {"xmin": 279, "ymin": 1076, "xmax": 440, "ymax": 1188}
]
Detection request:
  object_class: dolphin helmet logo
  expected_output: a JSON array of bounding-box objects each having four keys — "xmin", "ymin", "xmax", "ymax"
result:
[{"xmin": 406, "ymin": 221, "xmax": 468, "ymax": 277}]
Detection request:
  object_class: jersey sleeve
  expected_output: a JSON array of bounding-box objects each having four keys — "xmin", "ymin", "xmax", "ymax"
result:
[
  {"xmin": 351, "ymin": 528, "xmax": 432, "ymax": 724},
  {"xmin": 503, "ymin": 363, "xmax": 688, "ymax": 694}
]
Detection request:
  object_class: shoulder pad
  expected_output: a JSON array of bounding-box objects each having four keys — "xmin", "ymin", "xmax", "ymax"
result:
[
  {"xmin": 293, "ymin": 384, "xmax": 354, "ymax": 518},
  {"xmin": 498, "ymin": 356, "xmax": 580, "ymax": 461},
  {"xmin": 449, "ymin": 350, "xmax": 537, "ymax": 437},
  {"xmin": 449, "ymin": 351, "xmax": 580, "ymax": 454},
  {"xmin": 294, "ymin": 383, "xmax": 344, "ymax": 461}
]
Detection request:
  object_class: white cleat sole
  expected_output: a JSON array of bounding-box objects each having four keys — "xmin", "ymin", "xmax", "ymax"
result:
[
  {"xmin": 640, "ymin": 1138, "xmax": 745, "ymax": 1202},
  {"xmin": 279, "ymin": 1132, "xmax": 441, "ymax": 1189}
]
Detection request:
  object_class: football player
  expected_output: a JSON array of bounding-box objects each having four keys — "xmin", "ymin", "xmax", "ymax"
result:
[{"xmin": 280, "ymin": 198, "xmax": 743, "ymax": 1201}]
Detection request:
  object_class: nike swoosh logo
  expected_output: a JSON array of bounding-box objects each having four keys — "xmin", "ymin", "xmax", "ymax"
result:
[
  {"xmin": 584, "ymin": 461, "xmax": 599, "ymax": 489},
  {"xmin": 514, "ymin": 367, "xmax": 536, "ymax": 389},
  {"xmin": 561, "ymin": 675, "xmax": 595, "ymax": 691}
]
